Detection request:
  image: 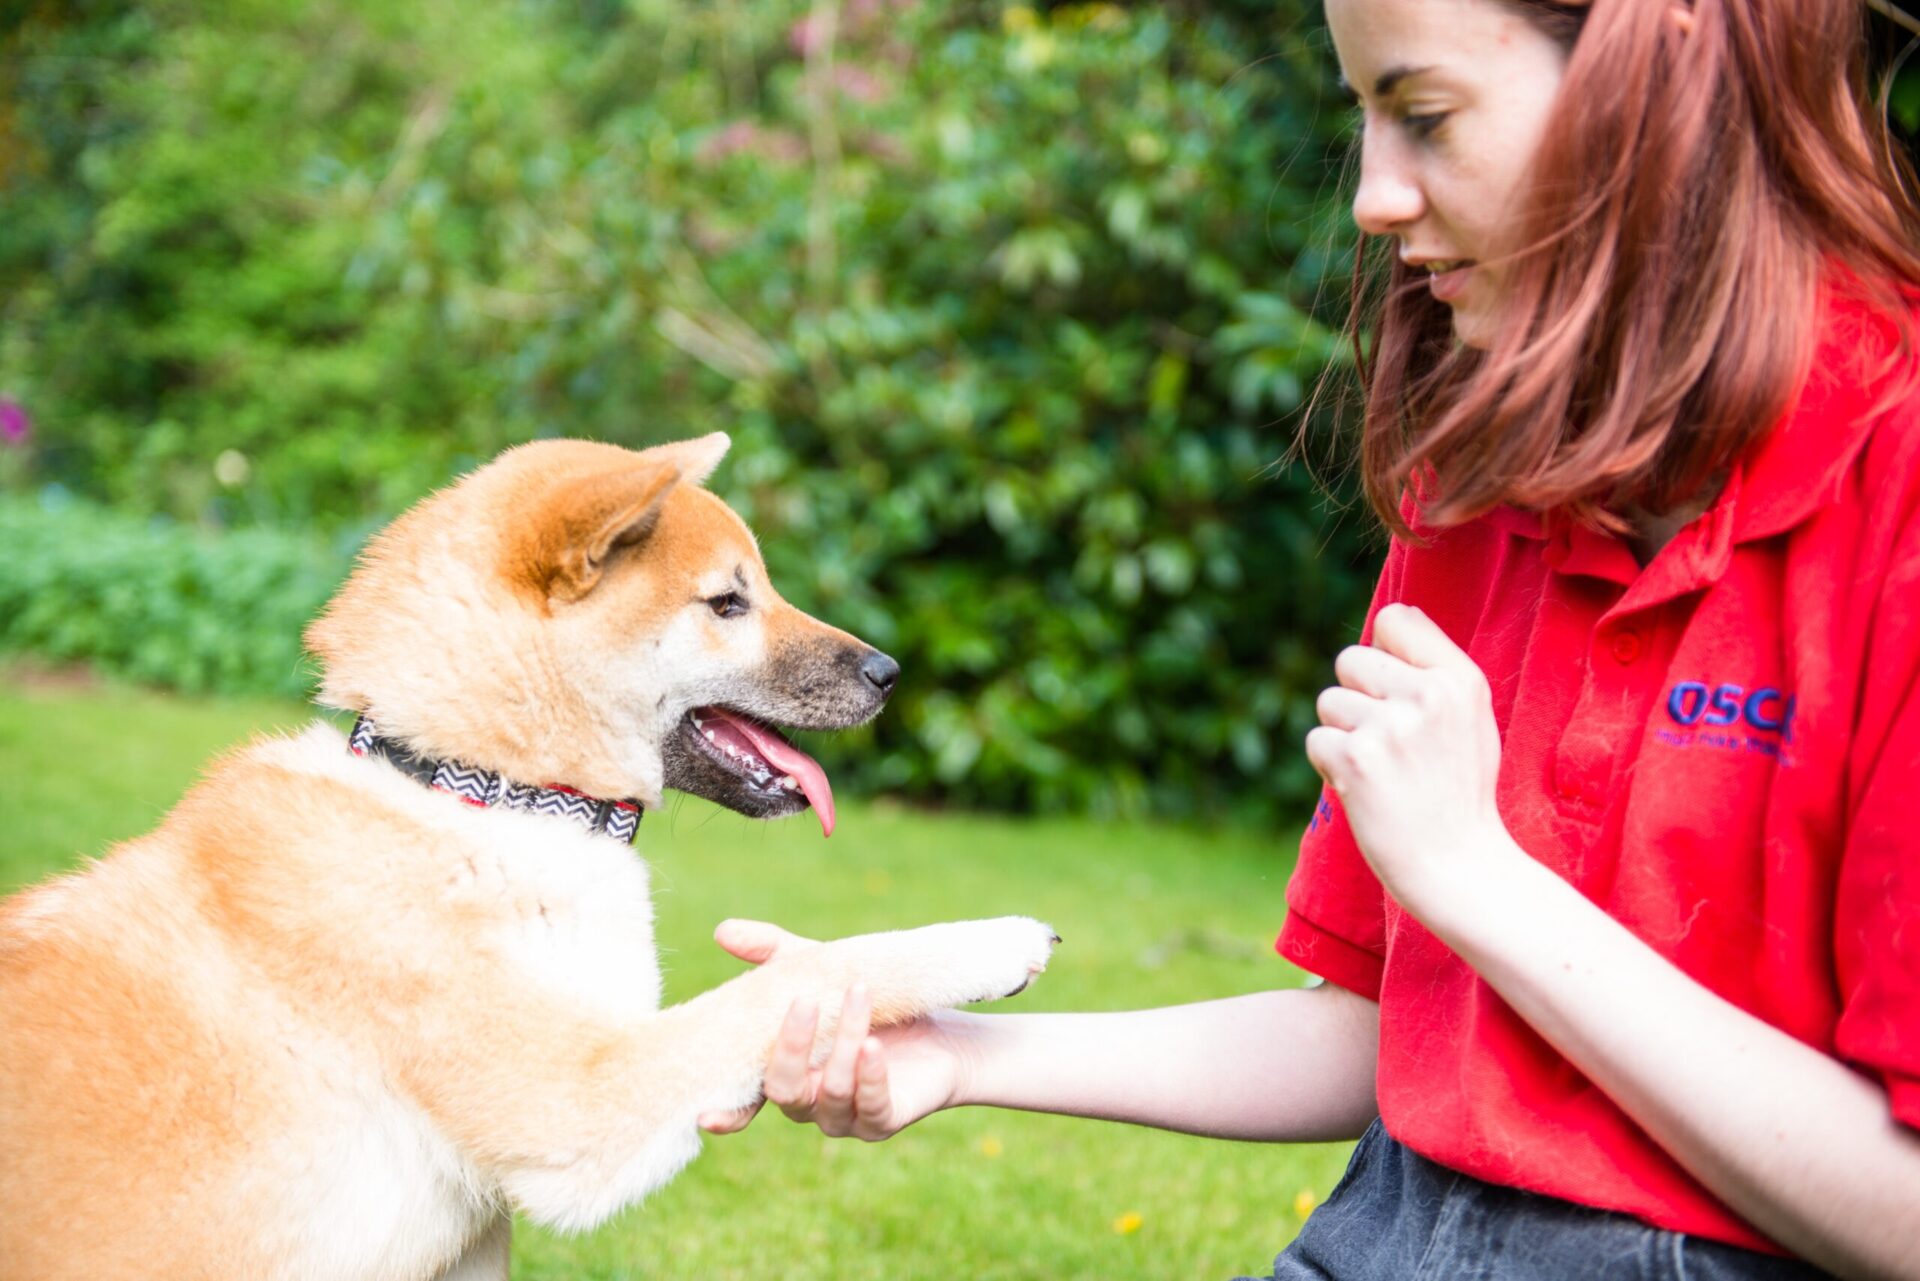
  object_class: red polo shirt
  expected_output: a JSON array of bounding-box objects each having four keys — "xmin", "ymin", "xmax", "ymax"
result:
[{"xmin": 1277, "ymin": 286, "xmax": 1920, "ymax": 1255}]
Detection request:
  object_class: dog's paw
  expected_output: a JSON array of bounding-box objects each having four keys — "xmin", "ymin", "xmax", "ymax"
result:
[
  {"xmin": 856, "ymin": 916, "xmax": 1059, "ymax": 1020},
  {"xmin": 967, "ymin": 914, "xmax": 1059, "ymax": 1001}
]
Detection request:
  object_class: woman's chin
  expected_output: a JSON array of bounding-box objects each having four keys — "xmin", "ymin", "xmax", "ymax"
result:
[{"xmin": 1450, "ymin": 304, "xmax": 1498, "ymax": 352}]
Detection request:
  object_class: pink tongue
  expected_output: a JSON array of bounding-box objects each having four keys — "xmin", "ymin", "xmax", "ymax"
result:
[{"xmin": 706, "ymin": 709, "xmax": 837, "ymax": 838}]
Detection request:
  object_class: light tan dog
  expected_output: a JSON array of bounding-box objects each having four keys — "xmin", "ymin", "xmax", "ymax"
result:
[{"xmin": 0, "ymin": 434, "xmax": 1056, "ymax": 1281}]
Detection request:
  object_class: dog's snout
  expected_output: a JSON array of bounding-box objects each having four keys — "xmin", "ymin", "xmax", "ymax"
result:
[{"xmin": 860, "ymin": 651, "xmax": 900, "ymax": 698}]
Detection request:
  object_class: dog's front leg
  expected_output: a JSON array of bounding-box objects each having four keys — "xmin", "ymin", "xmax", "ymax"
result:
[
  {"xmin": 648, "ymin": 914, "xmax": 1060, "ymax": 1123},
  {"xmin": 408, "ymin": 916, "xmax": 1054, "ymax": 1232},
  {"xmin": 427, "ymin": 1212, "xmax": 510, "ymax": 1281}
]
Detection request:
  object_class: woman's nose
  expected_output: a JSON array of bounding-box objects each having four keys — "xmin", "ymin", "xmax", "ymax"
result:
[{"xmin": 1351, "ymin": 125, "xmax": 1424, "ymax": 237}]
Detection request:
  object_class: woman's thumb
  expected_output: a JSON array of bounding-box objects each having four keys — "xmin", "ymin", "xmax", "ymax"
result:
[{"xmin": 714, "ymin": 918, "xmax": 804, "ymax": 964}]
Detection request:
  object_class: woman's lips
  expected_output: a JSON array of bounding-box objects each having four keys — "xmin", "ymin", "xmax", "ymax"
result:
[{"xmin": 1427, "ymin": 263, "xmax": 1474, "ymax": 303}]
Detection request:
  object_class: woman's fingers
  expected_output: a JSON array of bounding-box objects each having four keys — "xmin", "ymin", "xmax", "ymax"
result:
[
  {"xmin": 1315, "ymin": 684, "xmax": 1377, "ymax": 731},
  {"xmin": 713, "ymin": 918, "xmax": 813, "ymax": 965},
  {"xmin": 765, "ymin": 998, "xmax": 821, "ymax": 1118},
  {"xmin": 815, "ymin": 985, "xmax": 873, "ymax": 1138},
  {"xmin": 1304, "ymin": 724, "xmax": 1349, "ymax": 786},
  {"xmin": 1333, "ymin": 643, "xmax": 1420, "ymax": 699},
  {"xmin": 850, "ymin": 1037, "xmax": 896, "ymax": 1140},
  {"xmin": 1370, "ymin": 603, "xmax": 1467, "ymax": 669},
  {"xmin": 714, "ymin": 988, "xmax": 910, "ymax": 1142}
]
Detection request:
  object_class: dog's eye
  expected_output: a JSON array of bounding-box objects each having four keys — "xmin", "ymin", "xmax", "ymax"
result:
[{"xmin": 706, "ymin": 592, "xmax": 750, "ymax": 619}]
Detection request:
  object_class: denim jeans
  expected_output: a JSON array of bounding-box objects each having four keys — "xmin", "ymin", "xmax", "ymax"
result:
[{"xmin": 1238, "ymin": 1121, "xmax": 1836, "ymax": 1281}]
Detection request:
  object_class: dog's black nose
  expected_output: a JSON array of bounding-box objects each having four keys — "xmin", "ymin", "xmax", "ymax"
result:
[{"xmin": 861, "ymin": 651, "xmax": 900, "ymax": 697}]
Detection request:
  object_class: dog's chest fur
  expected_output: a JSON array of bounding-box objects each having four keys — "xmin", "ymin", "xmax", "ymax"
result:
[
  {"xmin": 0, "ymin": 723, "xmax": 667, "ymax": 1279},
  {"xmin": 255, "ymin": 723, "xmax": 666, "ymax": 1022}
]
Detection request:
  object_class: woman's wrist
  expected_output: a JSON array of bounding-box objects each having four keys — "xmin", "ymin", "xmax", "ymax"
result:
[
  {"xmin": 1385, "ymin": 824, "xmax": 1539, "ymax": 950},
  {"xmin": 930, "ymin": 1007, "xmax": 997, "ymax": 1111}
]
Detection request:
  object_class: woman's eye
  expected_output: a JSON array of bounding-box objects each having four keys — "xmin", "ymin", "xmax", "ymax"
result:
[
  {"xmin": 706, "ymin": 592, "xmax": 749, "ymax": 619},
  {"xmin": 1403, "ymin": 112, "xmax": 1449, "ymax": 140}
]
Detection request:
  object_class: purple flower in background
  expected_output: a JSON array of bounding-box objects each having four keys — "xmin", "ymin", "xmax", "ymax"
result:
[{"xmin": 0, "ymin": 398, "xmax": 28, "ymax": 446}]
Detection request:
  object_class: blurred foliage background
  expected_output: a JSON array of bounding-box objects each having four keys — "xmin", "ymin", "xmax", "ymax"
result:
[
  {"xmin": 0, "ymin": 0, "xmax": 1371, "ymax": 826},
  {"xmin": 3, "ymin": 0, "xmax": 1917, "ymax": 824}
]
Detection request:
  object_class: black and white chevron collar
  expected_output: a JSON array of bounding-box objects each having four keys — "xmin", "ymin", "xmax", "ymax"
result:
[{"xmin": 348, "ymin": 715, "xmax": 642, "ymax": 844}]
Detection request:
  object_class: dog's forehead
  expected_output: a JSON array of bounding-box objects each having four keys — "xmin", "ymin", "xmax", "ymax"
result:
[{"xmin": 660, "ymin": 487, "xmax": 764, "ymax": 577}]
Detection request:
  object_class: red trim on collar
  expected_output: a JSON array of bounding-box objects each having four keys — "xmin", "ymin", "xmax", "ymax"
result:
[{"xmin": 347, "ymin": 715, "xmax": 643, "ymax": 843}]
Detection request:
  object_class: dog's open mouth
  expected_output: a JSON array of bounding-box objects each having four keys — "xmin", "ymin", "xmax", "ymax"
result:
[{"xmin": 683, "ymin": 706, "xmax": 837, "ymax": 836}]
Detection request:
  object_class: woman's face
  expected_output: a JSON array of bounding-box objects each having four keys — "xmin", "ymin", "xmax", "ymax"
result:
[{"xmin": 1325, "ymin": 0, "xmax": 1572, "ymax": 349}]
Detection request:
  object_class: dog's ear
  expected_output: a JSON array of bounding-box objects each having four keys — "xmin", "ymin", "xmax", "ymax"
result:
[
  {"xmin": 642, "ymin": 431, "xmax": 730, "ymax": 487},
  {"xmin": 521, "ymin": 463, "xmax": 680, "ymax": 605},
  {"xmin": 512, "ymin": 434, "xmax": 732, "ymax": 605}
]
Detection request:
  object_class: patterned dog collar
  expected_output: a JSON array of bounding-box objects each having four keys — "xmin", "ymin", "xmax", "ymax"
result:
[{"xmin": 347, "ymin": 714, "xmax": 642, "ymax": 844}]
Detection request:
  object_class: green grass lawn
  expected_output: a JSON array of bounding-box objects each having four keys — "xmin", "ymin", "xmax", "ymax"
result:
[{"xmin": 0, "ymin": 673, "xmax": 1352, "ymax": 1280}]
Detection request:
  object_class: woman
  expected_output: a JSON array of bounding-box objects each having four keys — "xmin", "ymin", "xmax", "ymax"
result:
[{"xmin": 701, "ymin": 0, "xmax": 1920, "ymax": 1275}]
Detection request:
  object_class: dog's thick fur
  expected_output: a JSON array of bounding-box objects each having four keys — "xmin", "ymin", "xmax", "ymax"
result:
[{"xmin": 0, "ymin": 435, "xmax": 1055, "ymax": 1281}]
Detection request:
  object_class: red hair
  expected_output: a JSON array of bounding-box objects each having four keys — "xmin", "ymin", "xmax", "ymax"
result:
[{"xmin": 1353, "ymin": 0, "xmax": 1920, "ymax": 535}]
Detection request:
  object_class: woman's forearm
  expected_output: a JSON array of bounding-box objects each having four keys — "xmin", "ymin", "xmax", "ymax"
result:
[
  {"xmin": 943, "ymin": 984, "xmax": 1381, "ymax": 1142},
  {"xmin": 1425, "ymin": 845, "xmax": 1920, "ymax": 1281}
]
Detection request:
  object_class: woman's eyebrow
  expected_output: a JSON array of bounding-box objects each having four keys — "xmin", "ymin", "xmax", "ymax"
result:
[
  {"xmin": 1338, "ymin": 63, "xmax": 1438, "ymax": 99},
  {"xmin": 1375, "ymin": 64, "xmax": 1435, "ymax": 95}
]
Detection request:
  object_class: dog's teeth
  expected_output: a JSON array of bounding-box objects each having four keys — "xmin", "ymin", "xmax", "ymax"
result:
[
  {"xmin": 780, "ymin": 775, "xmax": 797, "ymax": 790},
  {"xmin": 704, "ymin": 730, "xmax": 718, "ymax": 742}
]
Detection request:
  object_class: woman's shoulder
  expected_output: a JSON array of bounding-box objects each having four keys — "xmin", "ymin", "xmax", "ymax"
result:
[
  {"xmin": 1777, "ymin": 284, "xmax": 1920, "ymax": 608},
  {"xmin": 1741, "ymin": 279, "xmax": 1920, "ymax": 540},
  {"xmin": 1852, "ymin": 386, "xmax": 1920, "ymax": 552},
  {"xmin": 1829, "ymin": 282, "xmax": 1920, "ymax": 511},
  {"xmin": 1815, "ymin": 274, "xmax": 1920, "ymax": 416}
]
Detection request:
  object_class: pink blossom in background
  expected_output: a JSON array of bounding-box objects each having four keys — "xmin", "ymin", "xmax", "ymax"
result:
[
  {"xmin": 694, "ymin": 121, "xmax": 808, "ymax": 166},
  {"xmin": 788, "ymin": 0, "xmax": 915, "ymax": 57},
  {"xmin": 698, "ymin": 120, "xmax": 764, "ymax": 161},
  {"xmin": 833, "ymin": 65, "xmax": 888, "ymax": 103},
  {"xmin": 0, "ymin": 398, "xmax": 28, "ymax": 446},
  {"xmin": 788, "ymin": 14, "xmax": 826, "ymax": 57},
  {"xmin": 855, "ymin": 130, "xmax": 909, "ymax": 165}
]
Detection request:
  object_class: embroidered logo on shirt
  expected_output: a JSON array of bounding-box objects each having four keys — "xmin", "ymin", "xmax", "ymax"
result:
[
  {"xmin": 1305, "ymin": 795, "xmax": 1334, "ymax": 835},
  {"xmin": 1656, "ymin": 680, "xmax": 1796, "ymax": 759}
]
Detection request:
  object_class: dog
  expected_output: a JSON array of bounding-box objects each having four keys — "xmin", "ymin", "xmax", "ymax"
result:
[{"xmin": 0, "ymin": 433, "xmax": 1057, "ymax": 1280}]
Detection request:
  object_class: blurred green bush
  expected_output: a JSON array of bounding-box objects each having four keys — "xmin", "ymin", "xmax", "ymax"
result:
[
  {"xmin": 0, "ymin": 494, "xmax": 343, "ymax": 699},
  {"xmin": 0, "ymin": 0, "xmax": 1375, "ymax": 823}
]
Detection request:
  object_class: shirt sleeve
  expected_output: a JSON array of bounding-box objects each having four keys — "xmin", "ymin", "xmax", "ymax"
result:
[
  {"xmin": 1274, "ymin": 536, "xmax": 1410, "ymax": 1002},
  {"xmin": 1833, "ymin": 499, "xmax": 1920, "ymax": 1130}
]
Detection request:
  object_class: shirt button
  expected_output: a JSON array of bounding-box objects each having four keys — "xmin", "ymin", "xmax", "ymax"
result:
[{"xmin": 1609, "ymin": 629, "xmax": 1643, "ymax": 665}]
